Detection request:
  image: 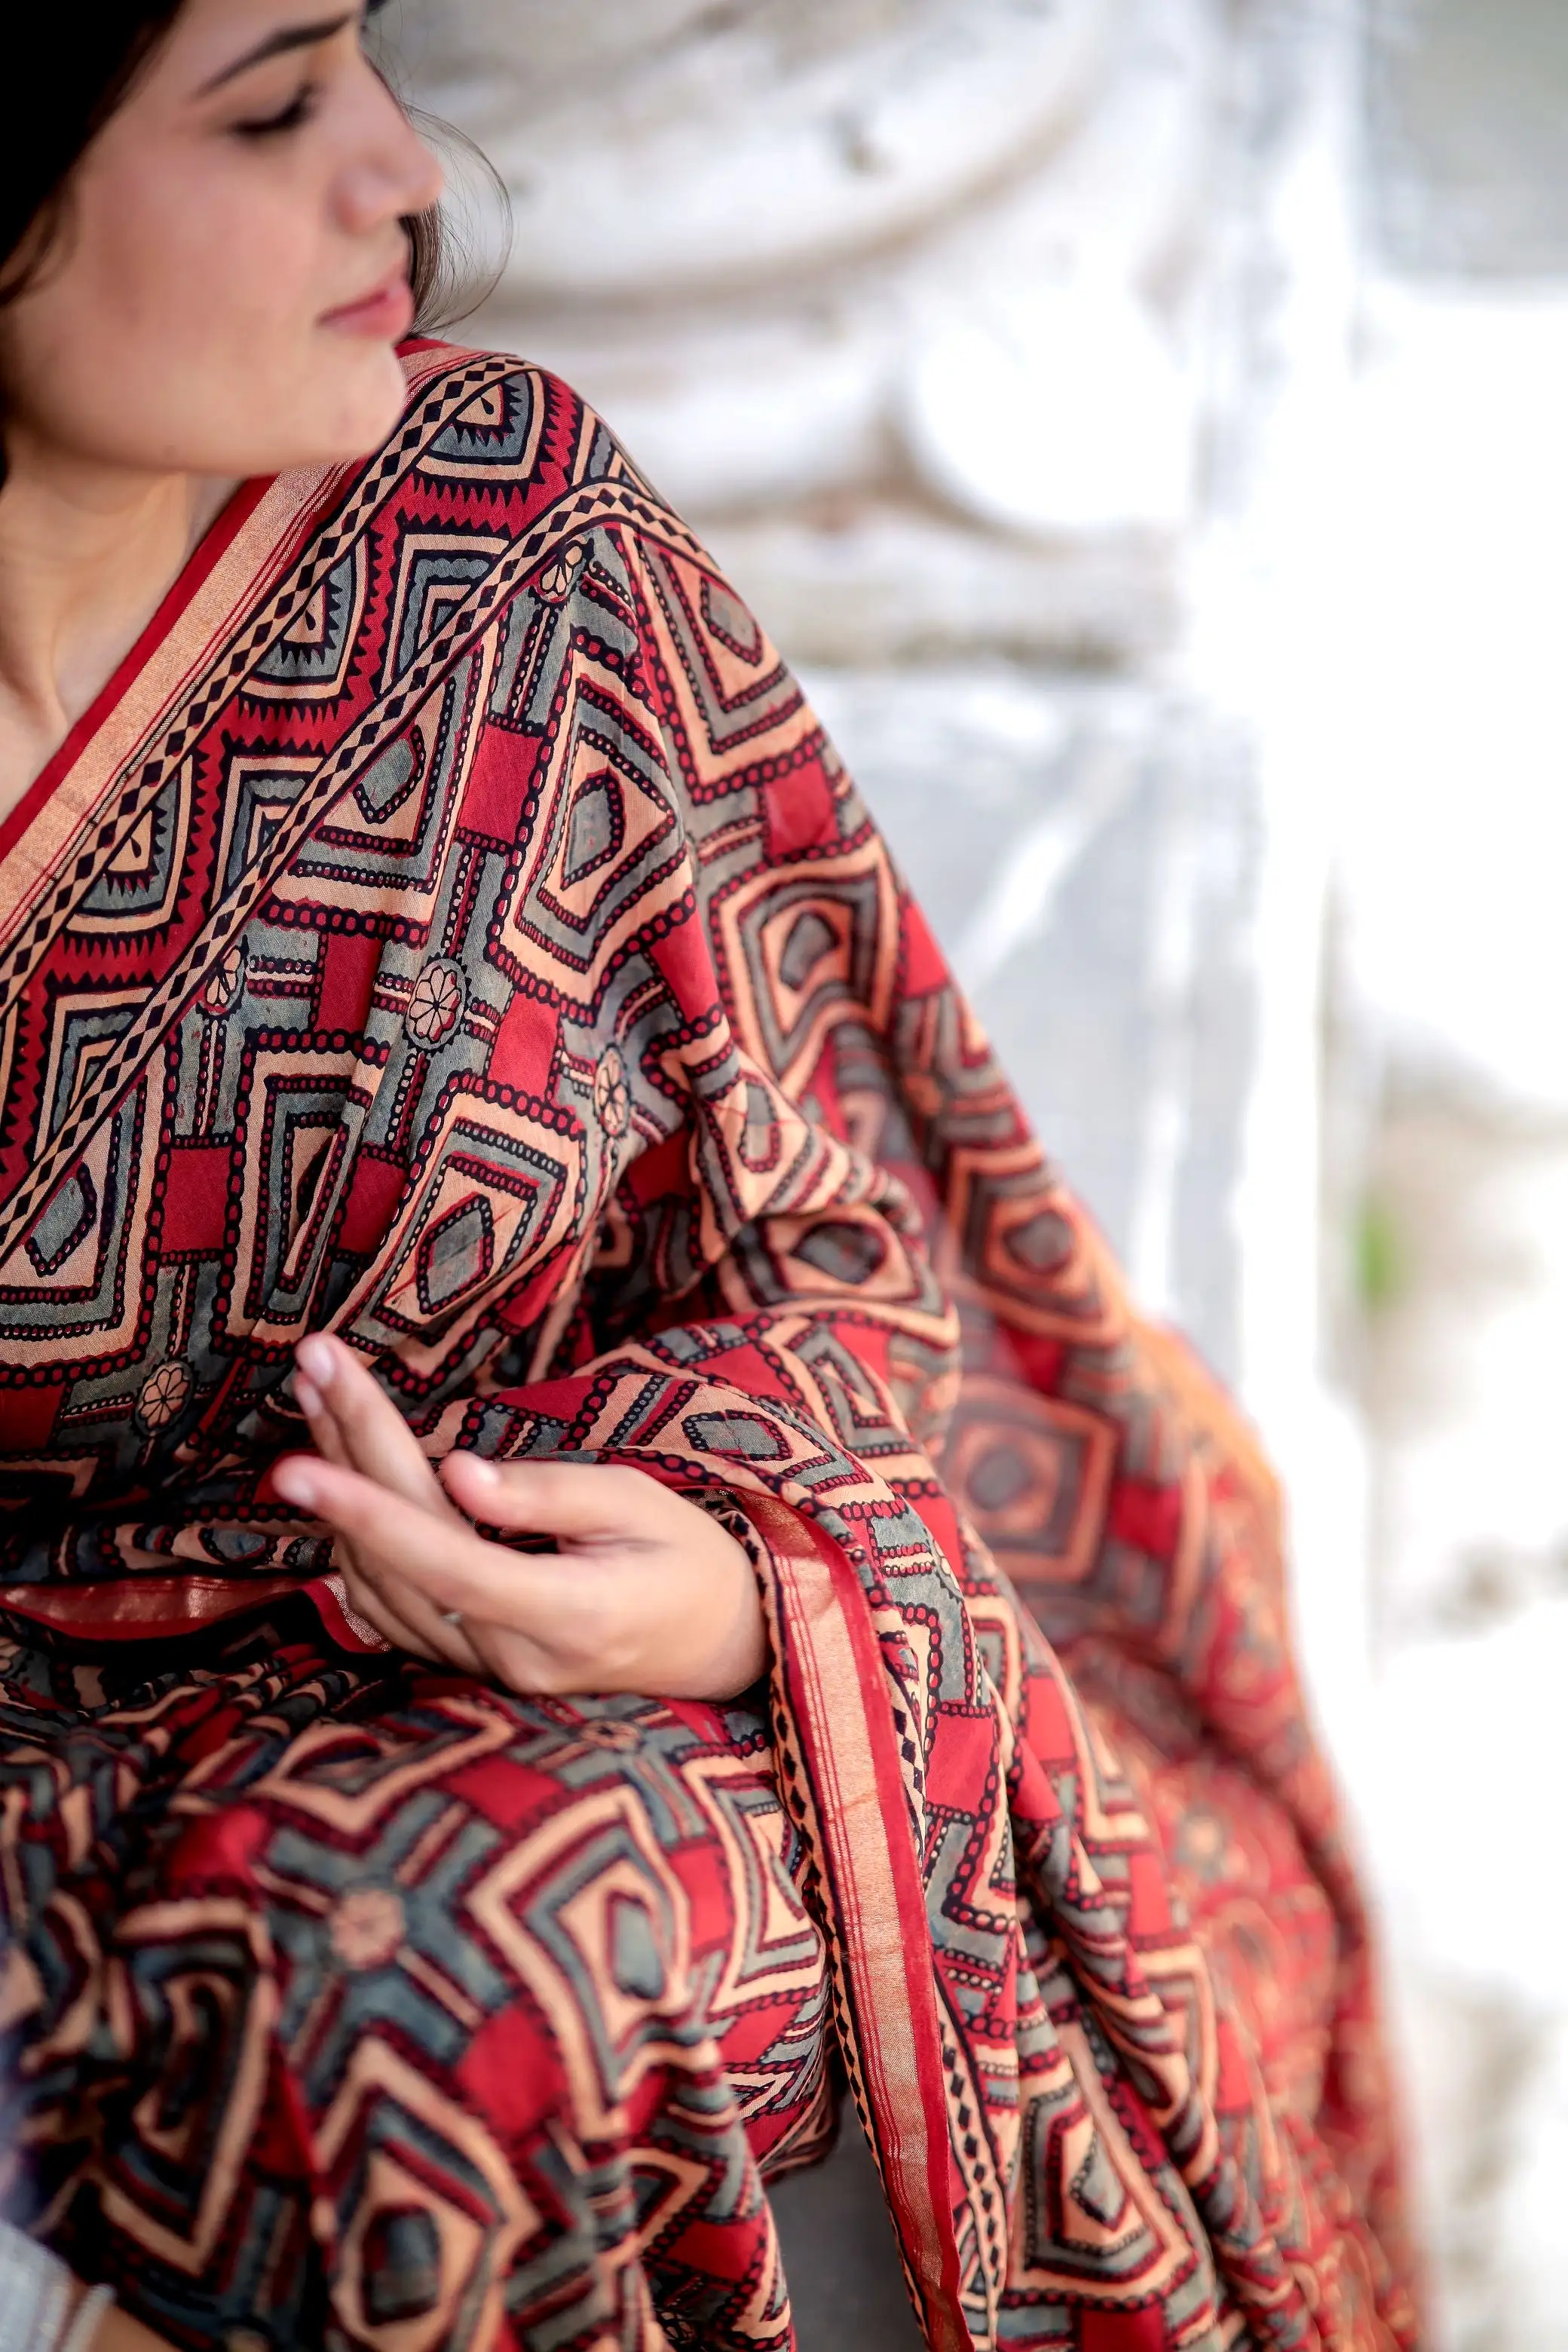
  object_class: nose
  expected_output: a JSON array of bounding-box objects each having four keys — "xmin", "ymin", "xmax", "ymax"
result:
[
  {"xmin": 394, "ymin": 116, "xmax": 446, "ymax": 222},
  {"xmin": 337, "ymin": 69, "xmax": 446, "ymax": 236}
]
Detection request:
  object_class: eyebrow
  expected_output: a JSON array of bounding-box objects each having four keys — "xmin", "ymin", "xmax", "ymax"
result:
[{"xmin": 198, "ymin": 11, "xmax": 358, "ymax": 96}]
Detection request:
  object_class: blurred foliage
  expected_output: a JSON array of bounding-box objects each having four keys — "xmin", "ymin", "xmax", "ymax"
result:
[{"xmin": 1354, "ymin": 1191, "xmax": 1407, "ymax": 1316}]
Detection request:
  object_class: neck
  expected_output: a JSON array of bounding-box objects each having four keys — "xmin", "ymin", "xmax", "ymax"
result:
[{"xmin": 0, "ymin": 427, "xmax": 236, "ymax": 813}]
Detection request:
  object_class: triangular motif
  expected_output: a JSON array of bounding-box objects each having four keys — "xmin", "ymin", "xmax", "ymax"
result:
[
  {"xmin": 75, "ymin": 766, "xmax": 193, "ymax": 934},
  {"xmin": 424, "ymin": 374, "xmax": 541, "ymax": 477},
  {"xmin": 253, "ymin": 547, "xmax": 366, "ymax": 700}
]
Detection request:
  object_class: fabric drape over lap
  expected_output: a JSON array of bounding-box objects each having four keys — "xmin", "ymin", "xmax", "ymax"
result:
[{"xmin": 0, "ymin": 345, "xmax": 1418, "ymax": 2350}]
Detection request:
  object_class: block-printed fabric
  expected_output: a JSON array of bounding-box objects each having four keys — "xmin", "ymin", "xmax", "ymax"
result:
[{"xmin": 0, "ymin": 346, "xmax": 1419, "ymax": 2350}]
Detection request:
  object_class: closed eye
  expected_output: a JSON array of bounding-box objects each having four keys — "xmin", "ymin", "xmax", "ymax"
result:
[{"xmin": 234, "ymin": 84, "xmax": 322, "ymax": 138}]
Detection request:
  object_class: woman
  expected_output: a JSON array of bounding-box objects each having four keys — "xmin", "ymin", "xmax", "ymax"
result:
[{"xmin": 0, "ymin": 4, "xmax": 1419, "ymax": 2347}]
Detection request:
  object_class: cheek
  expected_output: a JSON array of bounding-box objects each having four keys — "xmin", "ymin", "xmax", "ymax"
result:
[
  {"xmin": 17, "ymin": 170, "xmax": 408, "ymax": 475},
  {"xmin": 93, "ymin": 173, "xmax": 318, "ymax": 346}
]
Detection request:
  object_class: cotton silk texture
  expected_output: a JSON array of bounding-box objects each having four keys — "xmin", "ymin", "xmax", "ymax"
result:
[{"xmin": 0, "ymin": 347, "xmax": 1417, "ymax": 2351}]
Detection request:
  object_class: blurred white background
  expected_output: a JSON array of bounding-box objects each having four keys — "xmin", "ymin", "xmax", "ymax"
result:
[{"xmin": 378, "ymin": 5, "xmax": 1568, "ymax": 2341}]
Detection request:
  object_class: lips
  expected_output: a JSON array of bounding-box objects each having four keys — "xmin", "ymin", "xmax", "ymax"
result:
[{"xmin": 320, "ymin": 267, "xmax": 415, "ymax": 339}]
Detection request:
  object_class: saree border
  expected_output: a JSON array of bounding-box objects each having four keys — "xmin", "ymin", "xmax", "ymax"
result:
[
  {"xmin": 0, "ymin": 1570, "xmax": 390, "ymax": 1653},
  {"xmin": 0, "ymin": 473, "xmax": 284, "ymax": 874},
  {"xmin": 0, "ymin": 342, "xmax": 501, "ymax": 1008},
  {"xmin": 0, "ymin": 369, "xmax": 710, "ymax": 1267},
  {"xmin": 740, "ymin": 1491, "xmax": 982, "ymax": 2352}
]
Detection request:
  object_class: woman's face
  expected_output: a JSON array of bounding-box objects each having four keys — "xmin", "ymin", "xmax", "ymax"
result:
[{"xmin": 0, "ymin": 0, "xmax": 444, "ymax": 484}]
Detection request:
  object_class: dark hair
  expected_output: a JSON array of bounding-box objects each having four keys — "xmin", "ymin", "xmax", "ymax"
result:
[
  {"xmin": 2, "ymin": 5, "xmax": 184, "ymax": 307},
  {"xmin": 0, "ymin": 2, "xmax": 458, "ymax": 325}
]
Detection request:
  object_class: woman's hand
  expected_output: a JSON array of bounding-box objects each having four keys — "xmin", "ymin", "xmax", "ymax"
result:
[{"xmin": 271, "ymin": 1336, "xmax": 769, "ymax": 1703}]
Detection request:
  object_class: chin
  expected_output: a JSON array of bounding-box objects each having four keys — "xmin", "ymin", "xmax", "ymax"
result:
[{"xmin": 303, "ymin": 341, "xmax": 415, "ymax": 464}]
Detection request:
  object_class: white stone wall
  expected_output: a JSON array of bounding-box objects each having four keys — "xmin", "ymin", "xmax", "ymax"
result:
[{"xmin": 382, "ymin": 0, "xmax": 1221, "ymax": 663}]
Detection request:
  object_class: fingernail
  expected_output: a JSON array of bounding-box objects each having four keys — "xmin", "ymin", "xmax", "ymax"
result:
[
  {"xmin": 295, "ymin": 1377, "xmax": 321, "ymax": 1419},
  {"xmin": 456, "ymin": 1453, "xmax": 498, "ymax": 1487},
  {"xmin": 273, "ymin": 1459, "xmax": 319, "ymax": 1510},
  {"xmin": 296, "ymin": 1335, "xmax": 335, "ymax": 1386}
]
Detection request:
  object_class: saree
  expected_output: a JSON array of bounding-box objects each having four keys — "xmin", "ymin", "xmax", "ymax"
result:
[{"xmin": 0, "ymin": 342, "xmax": 1418, "ymax": 2350}]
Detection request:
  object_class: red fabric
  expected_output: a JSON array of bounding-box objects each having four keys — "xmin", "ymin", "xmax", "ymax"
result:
[{"xmin": 0, "ymin": 346, "xmax": 1418, "ymax": 2349}]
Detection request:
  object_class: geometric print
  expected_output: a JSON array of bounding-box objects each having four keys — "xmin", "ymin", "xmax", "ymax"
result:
[
  {"xmin": 0, "ymin": 346, "xmax": 1417, "ymax": 2350},
  {"xmin": 2, "ymin": 1631, "xmax": 829, "ymax": 2348}
]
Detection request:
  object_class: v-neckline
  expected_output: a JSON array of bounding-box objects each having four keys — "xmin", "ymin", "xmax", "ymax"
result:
[
  {"xmin": 0, "ymin": 341, "xmax": 468, "ymax": 939},
  {"xmin": 0, "ymin": 464, "xmax": 332, "ymax": 894},
  {"xmin": 0, "ymin": 476, "xmax": 255, "ymax": 837}
]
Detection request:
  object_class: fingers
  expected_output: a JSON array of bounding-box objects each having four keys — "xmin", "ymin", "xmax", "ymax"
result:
[
  {"xmin": 283, "ymin": 1342, "xmax": 561, "ymax": 1681},
  {"xmin": 274, "ymin": 1452, "xmax": 514, "ymax": 1674},
  {"xmin": 296, "ymin": 1378, "xmax": 353, "ymax": 1474},
  {"xmin": 338, "ymin": 1556, "xmax": 485, "ymax": 1676},
  {"xmin": 335, "ymin": 1555, "xmax": 430, "ymax": 1655},
  {"xmin": 274, "ymin": 1455, "xmax": 467, "ymax": 1579},
  {"xmin": 441, "ymin": 1454, "xmax": 677, "ymax": 1544},
  {"xmin": 295, "ymin": 1336, "xmax": 454, "ymax": 1517},
  {"xmin": 273, "ymin": 1438, "xmax": 769, "ymax": 1704},
  {"xmin": 275, "ymin": 1453, "xmax": 548, "ymax": 1629},
  {"xmin": 437, "ymin": 1456, "xmax": 768, "ymax": 1699}
]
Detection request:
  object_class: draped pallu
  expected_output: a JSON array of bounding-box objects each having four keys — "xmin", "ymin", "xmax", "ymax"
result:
[{"xmin": 0, "ymin": 345, "xmax": 1418, "ymax": 2350}]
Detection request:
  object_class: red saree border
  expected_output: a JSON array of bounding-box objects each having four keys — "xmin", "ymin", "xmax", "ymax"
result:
[
  {"xmin": 0, "ymin": 462, "xmax": 340, "ymax": 938},
  {"xmin": 740, "ymin": 1493, "xmax": 977, "ymax": 2352},
  {"xmin": 0, "ymin": 472, "xmax": 274, "ymax": 872},
  {"xmin": 0, "ymin": 1571, "xmax": 387, "ymax": 1654},
  {"xmin": 0, "ymin": 338, "xmax": 484, "ymax": 960},
  {"xmin": 0, "ymin": 1574, "xmax": 305, "ymax": 1641}
]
